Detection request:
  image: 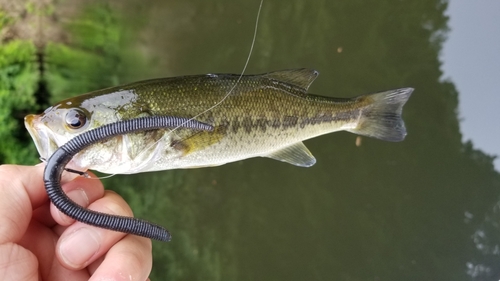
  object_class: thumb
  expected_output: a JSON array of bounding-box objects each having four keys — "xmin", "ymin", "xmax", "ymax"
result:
[{"xmin": 0, "ymin": 165, "xmax": 47, "ymax": 243}]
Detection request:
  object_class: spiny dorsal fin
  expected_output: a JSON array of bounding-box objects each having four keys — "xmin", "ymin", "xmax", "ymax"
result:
[
  {"xmin": 263, "ymin": 142, "xmax": 316, "ymax": 167},
  {"xmin": 263, "ymin": 68, "xmax": 319, "ymax": 91}
]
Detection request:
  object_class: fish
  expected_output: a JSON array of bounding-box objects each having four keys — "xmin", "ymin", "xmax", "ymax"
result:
[
  {"xmin": 43, "ymin": 116, "xmax": 214, "ymax": 242},
  {"xmin": 25, "ymin": 68, "xmax": 413, "ymax": 174}
]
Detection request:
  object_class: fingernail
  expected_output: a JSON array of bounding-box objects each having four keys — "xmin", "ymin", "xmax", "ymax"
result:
[
  {"xmin": 67, "ymin": 188, "xmax": 89, "ymax": 207},
  {"xmin": 59, "ymin": 228, "xmax": 100, "ymax": 268}
]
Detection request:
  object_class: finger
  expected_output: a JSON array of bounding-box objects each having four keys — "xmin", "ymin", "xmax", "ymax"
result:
[
  {"xmin": 0, "ymin": 165, "xmax": 47, "ymax": 243},
  {"xmin": 56, "ymin": 190, "xmax": 134, "ymax": 270},
  {"xmin": 32, "ymin": 203, "xmax": 56, "ymax": 227},
  {"xmin": 88, "ymin": 235, "xmax": 152, "ymax": 281},
  {"xmin": 18, "ymin": 220, "xmax": 90, "ymax": 281},
  {"xmin": 0, "ymin": 242, "xmax": 39, "ymax": 281},
  {"xmin": 50, "ymin": 171, "xmax": 105, "ymax": 225}
]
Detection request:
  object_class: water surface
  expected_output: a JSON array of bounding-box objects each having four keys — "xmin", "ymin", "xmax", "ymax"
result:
[{"xmin": 9, "ymin": 0, "xmax": 500, "ymax": 280}]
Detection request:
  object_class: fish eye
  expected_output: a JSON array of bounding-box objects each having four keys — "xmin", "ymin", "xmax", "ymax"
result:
[{"xmin": 65, "ymin": 109, "xmax": 88, "ymax": 130}]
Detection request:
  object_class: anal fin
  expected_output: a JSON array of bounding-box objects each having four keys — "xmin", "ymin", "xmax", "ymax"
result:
[{"xmin": 264, "ymin": 142, "xmax": 316, "ymax": 167}]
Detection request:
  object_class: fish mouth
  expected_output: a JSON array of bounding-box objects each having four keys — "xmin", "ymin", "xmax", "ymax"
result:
[{"xmin": 24, "ymin": 114, "xmax": 59, "ymax": 161}]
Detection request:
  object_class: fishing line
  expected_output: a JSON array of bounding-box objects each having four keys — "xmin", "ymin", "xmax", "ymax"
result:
[
  {"xmin": 90, "ymin": 173, "xmax": 116, "ymax": 180},
  {"xmin": 44, "ymin": 116, "xmax": 213, "ymax": 242},
  {"xmin": 185, "ymin": 0, "xmax": 264, "ymax": 121},
  {"xmin": 60, "ymin": 0, "xmax": 264, "ymax": 204},
  {"xmin": 134, "ymin": 0, "xmax": 265, "ymax": 159},
  {"xmin": 58, "ymin": 0, "xmax": 266, "ymax": 185},
  {"xmin": 96, "ymin": 174, "xmax": 116, "ymax": 179}
]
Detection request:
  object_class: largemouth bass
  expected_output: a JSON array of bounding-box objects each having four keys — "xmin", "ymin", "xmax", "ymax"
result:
[{"xmin": 25, "ymin": 69, "xmax": 413, "ymax": 174}]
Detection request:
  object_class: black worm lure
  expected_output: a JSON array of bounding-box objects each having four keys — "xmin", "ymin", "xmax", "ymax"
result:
[{"xmin": 43, "ymin": 116, "xmax": 213, "ymax": 242}]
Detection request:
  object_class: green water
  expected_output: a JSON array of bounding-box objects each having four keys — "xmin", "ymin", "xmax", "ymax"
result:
[{"xmin": 3, "ymin": 0, "xmax": 500, "ymax": 280}]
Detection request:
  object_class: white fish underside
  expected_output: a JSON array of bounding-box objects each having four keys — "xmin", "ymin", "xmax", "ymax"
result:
[{"xmin": 73, "ymin": 117, "xmax": 359, "ymax": 174}]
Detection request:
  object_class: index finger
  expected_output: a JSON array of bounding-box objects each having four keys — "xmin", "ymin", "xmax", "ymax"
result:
[{"xmin": 0, "ymin": 164, "xmax": 48, "ymax": 243}]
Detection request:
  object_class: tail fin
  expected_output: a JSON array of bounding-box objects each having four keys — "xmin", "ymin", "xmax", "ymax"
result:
[{"xmin": 350, "ymin": 88, "xmax": 413, "ymax": 142}]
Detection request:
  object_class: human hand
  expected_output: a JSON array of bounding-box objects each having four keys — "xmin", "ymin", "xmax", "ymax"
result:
[{"xmin": 0, "ymin": 165, "xmax": 152, "ymax": 281}]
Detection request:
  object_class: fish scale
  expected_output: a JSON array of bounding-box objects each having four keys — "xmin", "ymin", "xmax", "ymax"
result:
[{"xmin": 25, "ymin": 68, "xmax": 413, "ymax": 174}]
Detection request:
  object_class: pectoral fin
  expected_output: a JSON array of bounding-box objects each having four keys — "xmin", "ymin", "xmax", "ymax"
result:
[
  {"xmin": 171, "ymin": 126, "xmax": 226, "ymax": 155},
  {"xmin": 264, "ymin": 142, "xmax": 316, "ymax": 167}
]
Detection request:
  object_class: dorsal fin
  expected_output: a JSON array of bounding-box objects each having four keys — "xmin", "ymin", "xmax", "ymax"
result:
[{"xmin": 263, "ymin": 68, "xmax": 319, "ymax": 91}]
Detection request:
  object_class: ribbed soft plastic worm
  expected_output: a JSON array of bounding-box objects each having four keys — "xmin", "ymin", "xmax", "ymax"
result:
[{"xmin": 43, "ymin": 116, "xmax": 213, "ymax": 242}]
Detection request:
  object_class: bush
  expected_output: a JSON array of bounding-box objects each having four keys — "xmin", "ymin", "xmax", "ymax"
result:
[{"xmin": 0, "ymin": 39, "xmax": 39, "ymax": 164}]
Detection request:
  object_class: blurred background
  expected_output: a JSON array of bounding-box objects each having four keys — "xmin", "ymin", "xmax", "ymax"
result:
[{"xmin": 1, "ymin": 0, "xmax": 499, "ymax": 280}]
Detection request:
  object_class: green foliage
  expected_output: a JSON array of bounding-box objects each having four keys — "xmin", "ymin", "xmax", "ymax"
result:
[
  {"xmin": 0, "ymin": 3, "xmax": 127, "ymax": 164},
  {"xmin": 0, "ymin": 10, "xmax": 13, "ymax": 29},
  {"xmin": 44, "ymin": 4, "xmax": 122, "ymax": 102},
  {"xmin": 0, "ymin": 2, "xmax": 148, "ymax": 164},
  {"xmin": 25, "ymin": 1, "xmax": 55, "ymax": 16},
  {"xmin": 2, "ymin": 1, "xmax": 499, "ymax": 279},
  {"xmin": 0, "ymin": 39, "xmax": 39, "ymax": 164}
]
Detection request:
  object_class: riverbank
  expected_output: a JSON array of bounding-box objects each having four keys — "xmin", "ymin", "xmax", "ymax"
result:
[{"xmin": 0, "ymin": 0, "xmax": 141, "ymax": 164}]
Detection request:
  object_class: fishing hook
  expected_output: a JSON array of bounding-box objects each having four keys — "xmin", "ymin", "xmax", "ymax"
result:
[{"xmin": 43, "ymin": 116, "xmax": 213, "ymax": 242}]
